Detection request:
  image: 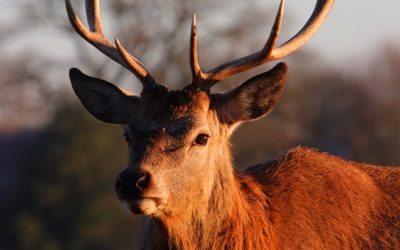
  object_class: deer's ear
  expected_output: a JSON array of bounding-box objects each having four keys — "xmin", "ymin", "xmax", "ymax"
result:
[
  {"xmin": 213, "ymin": 62, "xmax": 287, "ymax": 125},
  {"xmin": 69, "ymin": 68, "xmax": 139, "ymax": 124}
]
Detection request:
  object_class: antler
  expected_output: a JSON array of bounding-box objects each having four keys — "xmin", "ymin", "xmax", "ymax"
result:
[
  {"xmin": 65, "ymin": 0, "xmax": 159, "ymax": 89},
  {"xmin": 190, "ymin": 0, "xmax": 334, "ymax": 89}
]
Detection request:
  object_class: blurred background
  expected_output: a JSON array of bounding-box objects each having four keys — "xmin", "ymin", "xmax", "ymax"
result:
[{"xmin": 0, "ymin": 0, "xmax": 399, "ymax": 249}]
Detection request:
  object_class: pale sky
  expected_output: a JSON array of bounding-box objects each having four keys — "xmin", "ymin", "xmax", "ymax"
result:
[{"xmin": 284, "ymin": 0, "xmax": 400, "ymax": 67}]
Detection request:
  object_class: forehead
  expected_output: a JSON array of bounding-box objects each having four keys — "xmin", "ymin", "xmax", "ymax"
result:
[{"xmin": 129, "ymin": 89, "xmax": 211, "ymax": 135}]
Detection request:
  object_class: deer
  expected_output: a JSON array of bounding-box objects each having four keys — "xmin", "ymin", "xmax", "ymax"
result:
[{"xmin": 65, "ymin": 0, "xmax": 400, "ymax": 249}]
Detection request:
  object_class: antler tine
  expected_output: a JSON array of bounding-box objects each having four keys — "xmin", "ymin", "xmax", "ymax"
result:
[
  {"xmin": 190, "ymin": 13, "xmax": 211, "ymax": 87},
  {"xmin": 190, "ymin": 14, "xmax": 204, "ymax": 86},
  {"xmin": 193, "ymin": 0, "xmax": 334, "ymax": 90},
  {"xmin": 65, "ymin": 0, "xmax": 158, "ymax": 89},
  {"xmin": 115, "ymin": 39, "xmax": 158, "ymax": 88},
  {"xmin": 85, "ymin": 0, "xmax": 103, "ymax": 34}
]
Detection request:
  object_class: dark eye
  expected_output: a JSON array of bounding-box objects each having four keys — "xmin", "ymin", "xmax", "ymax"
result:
[
  {"xmin": 194, "ymin": 134, "xmax": 209, "ymax": 146},
  {"xmin": 122, "ymin": 133, "xmax": 131, "ymax": 145}
]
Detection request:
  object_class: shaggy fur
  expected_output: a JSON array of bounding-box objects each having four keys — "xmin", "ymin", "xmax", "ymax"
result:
[
  {"xmin": 69, "ymin": 65, "xmax": 400, "ymax": 249},
  {"xmin": 137, "ymin": 147, "xmax": 400, "ymax": 250},
  {"xmin": 248, "ymin": 147, "xmax": 400, "ymax": 249}
]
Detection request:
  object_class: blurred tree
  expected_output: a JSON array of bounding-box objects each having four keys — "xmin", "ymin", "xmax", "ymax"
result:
[
  {"xmin": 1, "ymin": 101, "xmax": 140, "ymax": 249},
  {"xmin": 0, "ymin": 4, "xmax": 141, "ymax": 246},
  {"xmin": 0, "ymin": 0, "xmax": 399, "ymax": 249}
]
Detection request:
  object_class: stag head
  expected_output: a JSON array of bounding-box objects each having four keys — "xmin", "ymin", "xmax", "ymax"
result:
[{"xmin": 66, "ymin": 0, "xmax": 333, "ymax": 216}]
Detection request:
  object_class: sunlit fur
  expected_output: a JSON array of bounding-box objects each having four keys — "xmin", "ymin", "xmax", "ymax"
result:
[
  {"xmin": 69, "ymin": 65, "xmax": 400, "ymax": 249},
  {"xmin": 129, "ymin": 88, "xmax": 277, "ymax": 249},
  {"xmin": 248, "ymin": 147, "xmax": 400, "ymax": 249},
  {"xmin": 127, "ymin": 89, "xmax": 399, "ymax": 249}
]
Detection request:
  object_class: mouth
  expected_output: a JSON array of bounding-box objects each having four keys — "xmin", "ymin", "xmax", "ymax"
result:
[{"xmin": 123, "ymin": 197, "xmax": 164, "ymax": 215}]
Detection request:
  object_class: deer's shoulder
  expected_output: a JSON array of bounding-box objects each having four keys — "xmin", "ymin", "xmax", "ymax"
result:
[
  {"xmin": 244, "ymin": 147, "xmax": 400, "ymax": 248},
  {"xmin": 245, "ymin": 146, "xmax": 383, "ymax": 192},
  {"xmin": 245, "ymin": 146, "xmax": 349, "ymax": 176}
]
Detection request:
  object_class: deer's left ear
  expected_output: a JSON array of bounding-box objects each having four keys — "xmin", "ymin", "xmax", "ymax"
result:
[{"xmin": 213, "ymin": 62, "xmax": 287, "ymax": 125}]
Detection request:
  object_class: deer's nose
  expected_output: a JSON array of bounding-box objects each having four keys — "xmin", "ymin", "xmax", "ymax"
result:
[{"xmin": 115, "ymin": 171, "xmax": 151, "ymax": 200}]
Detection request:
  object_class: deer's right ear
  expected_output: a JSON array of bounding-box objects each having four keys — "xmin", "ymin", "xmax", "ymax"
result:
[{"xmin": 69, "ymin": 68, "xmax": 139, "ymax": 124}]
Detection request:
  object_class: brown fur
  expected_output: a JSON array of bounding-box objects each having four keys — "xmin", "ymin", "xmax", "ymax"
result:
[
  {"xmin": 137, "ymin": 147, "xmax": 400, "ymax": 250},
  {"xmin": 69, "ymin": 66, "xmax": 400, "ymax": 249},
  {"xmin": 246, "ymin": 147, "xmax": 400, "ymax": 249},
  {"xmin": 66, "ymin": 1, "xmax": 382, "ymax": 248}
]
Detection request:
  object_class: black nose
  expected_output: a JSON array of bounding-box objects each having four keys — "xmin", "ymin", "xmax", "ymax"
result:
[{"xmin": 115, "ymin": 171, "xmax": 151, "ymax": 200}]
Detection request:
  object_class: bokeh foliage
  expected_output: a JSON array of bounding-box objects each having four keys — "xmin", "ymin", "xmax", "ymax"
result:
[
  {"xmin": 0, "ymin": 0, "xmax": 399, "ymax": 249},
  {"xmin": 2, "ymin": 103, "xmax": 139, "ymax": 250}
]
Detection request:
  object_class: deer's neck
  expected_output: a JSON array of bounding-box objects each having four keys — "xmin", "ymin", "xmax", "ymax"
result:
[{"xmin": 147, "ymin": 156, "xmax": 275, "ymax": 249}]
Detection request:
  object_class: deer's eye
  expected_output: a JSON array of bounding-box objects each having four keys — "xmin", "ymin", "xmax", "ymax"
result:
[
  {"xmin": 194, "ymin": 134, "xmax": 209, "ymax": 146},
  {"xmin": 122, "ymin": 133, "xmax": 131, "ymax": 145}
]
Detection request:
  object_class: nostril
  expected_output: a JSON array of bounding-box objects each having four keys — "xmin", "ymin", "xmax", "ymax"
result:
[{"xmin": 136, "ymin": 173, "xmax": 150, "ymax": 190}]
